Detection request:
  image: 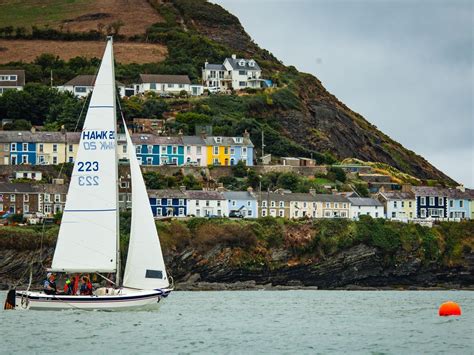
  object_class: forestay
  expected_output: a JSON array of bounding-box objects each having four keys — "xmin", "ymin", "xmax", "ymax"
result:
[
  {"xmin": 122, "ymin": 124, "xmax": 169, "ymax": 290},
  {"xmin": 51, "ymin": 39, "xmax": 118, "ymax": 273}
]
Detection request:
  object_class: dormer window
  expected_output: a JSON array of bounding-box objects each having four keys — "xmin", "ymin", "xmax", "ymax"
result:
[
  {"xmin": 234, "ymin": 137, "xmax": 243, "ymax": 143},
  {"xmin": 249, "ymin": 60, "xmax": 255, "ymax": 67},
  {"xmin": 0, "ymin": 75, "xmax": 17, "ymax": 81},
  {"xmin": 238, "ymin": 60, "xmax": 245, "ymax": 66},
  {"xmin": 215, "ymin": 137, "xmax": 222, "ymax": 143}
]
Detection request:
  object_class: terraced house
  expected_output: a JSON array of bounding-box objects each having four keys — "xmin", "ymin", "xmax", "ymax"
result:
[
  {"xmin": 0, "ymin": 131, "xmax": 254, "ymax": 167},
  {"xmin": 412, "ymin": 186, "xmax": 447, "ymax": 219},
  {"xmin": 376, "ymin": 190, "xmax": 416, "ymax": 221},
  {"xmin": 223, "ymin": 190, "xmax": 257, "ymax": 218},
  {"xmin": 314, "ymin": 194, "xmax": 351, "ymax": 218},
  {"xmin": 206, "ymin": 134, "xmax": 254, "ymax": 166},
  {"xmin": 148, "ymin": 189, "xmax": 187, "ymax": 217},
  {"xmin": 257, "ymin": 191, "xmax": 291, "ymax": 218},
  {"xmin": 446, "ymin": 187, "xmax": 471, "ymax": 220},
  {"xmin": 186, "ymin": 190, "xmax": 228, "ymax": 217},
  {"xmin": 0, "ymin": 183, "xmax": 67, "ymax": 216}
]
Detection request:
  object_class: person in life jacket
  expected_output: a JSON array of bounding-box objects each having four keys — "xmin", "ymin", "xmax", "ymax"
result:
[
  {"xmin": 63, "ymin": 275, "xmax": 76, "ymax": 295},
  {"xmin": 43, "ymin": 272, "xmax": 58, "ymax": 295},
  {"xmin": 80, "ymin": 276, "xmax": 93, "ymax": 296}
]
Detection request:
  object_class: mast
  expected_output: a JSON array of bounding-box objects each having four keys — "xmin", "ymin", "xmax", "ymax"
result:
[{"xmin": 109, "ymin": 36, "xmax": 121, "ymax": 287}]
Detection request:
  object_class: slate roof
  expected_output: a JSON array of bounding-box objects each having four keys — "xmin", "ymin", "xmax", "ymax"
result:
[
  {"xmin": 0, "ymin": 131, "xmax": 81, "ymax": 144},
  {"xmin": 139, "ymin": 74, "xmax": 191, "ymax": 85},
  {"xmin": 0, "ymin": 183, "xmax": 67, "ymax": 194},
  {"xmin": 148, "ymin": 189, "xmax": 187, "ymax": 199},
  {"xmin": 223, "ymin": 191, "xmax": 256, "ymax": 201},
  {"xmin": 224, "ymin": 57, "xmax": 261, "ymax": 71},
  {"xmin": 348, "ymin": 197, "xmax": 383, "ymax": 207},
  {"xmin": 63, "ymin": 75, "xmax": 124, "ymax": 87},
  {"xmin": 182, "ymin": 136, "xmax": 206, "ymax": 145},
  {"xmin": 378, "ymin": 191, "xmax": 415, "ymax": 200},
  {"xmin": 311, "ymin": 194, "xmax": 350, "ymax": 203},
  {"xmin": 204, "ymin": 64, "xmax": 226, "ymax": 71},
  {"xmin": 205, "ymin": 136, "xmax": 254, "ymax": 147},
  {"xmin": 445, "ymin": 188, "xmax": 472, "ymax": 199},
  {"xmin": 411, "ymin": 186, "xmax": 448, "ymax": 197},
  {"xmin": 185, "ymin": 190, "xmax": 225, "ymax": 200},
  {"xmin": 0, "ymin": 70, "xmax": 25, "ymax": 87},
  {"xmin": 131, "ymin": 134, "xmax": 182, "ymax": 145}
]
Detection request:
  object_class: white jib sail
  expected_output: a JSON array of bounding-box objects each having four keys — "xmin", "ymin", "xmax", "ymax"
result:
[
  {"xmin": 122, "ymin": 124, "xmax": 169, "ymax": 290},
  {"xmin": 51, "ymin": 38, "xmax": 118, "ymax": 273}
]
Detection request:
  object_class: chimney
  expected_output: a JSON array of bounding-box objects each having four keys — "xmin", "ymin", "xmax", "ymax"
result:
[
  {"xmin": 247, "ymin": 186, "xmax": 253, "ymax": 194},
  {"xmin": 178, "ymin": 129, "xmax": 183, "ymax": 136},
  {"xmin": 401, "ymin": 184, "xmax": 412, "ymax": 193},
  {"xmin": 30, "ymin": 126, "xmax": 36, "ymax": 133},
  {"xmin": 456, "ymin": 184, "xmax": 465, "ymax": 192},
  {"xmin": 231, "ymin": 54, "xmax": 237, "ymax": 60},
  {"xmin": 204, "ymin": 60, "xmax": 208, "ymax": 67},
  {"xmin": 243, "ymin": 129, "xmax": 250, "ymax": 139},
  {"xmin": 309, "ymin": 188, "xmax": 316, "ymax": 196},
  {"xmin": 179, "ymin": 185, "xmax": 186, "ymax": 193},
  {"xmin": 200, "ymin": 129, "xmax": 207, "ymax": 139},
  {"xmin": 60, "ymin": 125, "xmax": 66, "ymax": 134}
]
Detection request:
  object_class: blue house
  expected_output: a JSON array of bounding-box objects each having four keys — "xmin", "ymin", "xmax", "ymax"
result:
[
  {"xmin": 412, "ymin": 186, "xmax": 447, "ymax": 219},
  {"xmin": 133, "ymin": 135, "xmax": 185, "ymax": 166},
  {"xmin": 446, "ymin": 188, "xmax": 471, "ymax": 220},
  {"xmin": 149, "ymin": 189, "xmax": 187, "ymax": 217},
  {"xmin": 10, "ymin": 142, "xmax": 36, "ymax": 165},
  {"xmin": 223, "ymin": 190, "xmax": 257, "ymax": 218}
]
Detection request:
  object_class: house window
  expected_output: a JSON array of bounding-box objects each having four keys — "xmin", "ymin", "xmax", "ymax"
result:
[
  {"xmin": 401, "ymin": 201, "xmax": 405, "ymax": 208},
  {"xmin": 167, "ymin": 83, "xmax": 174, "ymax": 88},
  {"xmin": 438, "ymin": 197, "xmax": 444, "ymax": 206},
  {"xmin": 136, "ymin": 146, "xmax": 142, "ymax": 154},
  {"xmin": 10, "ymin": 194, "xmax": 16, "ymax": 202},
  {"xmin": 68, "ymin": 144, "xmax": 73, "ymax": 152},
  {"xmin": 213, "ymin": 146, "xmax": 219, "ymax": 155},
  {"xmin": 232, "ymin": 201, "xmax": 236, "ymax": 207},
  {"xmin": 391, "ymin": 212, "xmax": 396, "ymax": 218},
  {"xmin": 75, "ymin": 86, "xmax": 87, "ymax": 93},
  {"xmin": 156, "ymin": 208, "xmax": 162, "ymax": 216},
  {"xmin": 179, "ymin": 84, "xmax": 184, "ymax": 88},
  {"xmin": 262, "ymin": 201, "xmax": 267, "ymax": 207},
  {"xmin": 172, "ymin": 146, "xmax": 177, "ymax": 154},
  {"xmin": 179, "ymin": 199, "xmax": 184, "ymax": 206},
  {"xmin": 196, "ymin": 208, "xmax": 200, "ymax": 216},
  {"xmin": 324, "ymin": 211, "xmax": 331, "ymax": 217},
  {"xmin": 24, "ymin": 204, "xmax": 29, "ymax": 213},
  {"xmin": 217, "ymin": 201, "xmax": 221, "ymax": 207},
  {"xmin": 224, "ymin": 147, "xmax": 229, "ymax": 154},
  {"xmin": 230, "ymin": 147, "xmax": 235, "ymax": 155},
  {"xmin": 197, "ymin": 146, "xmax": 202, "ymax": 154},
  {"xmin": 150, "ymin": 83, "xmax": 156, "ymax": 90},
  {"xmin": 421, "ymin": 209, "xmax": 426, "ymax": 218},
  {"xmin": 409, "ymin": 201, "xmax": 412, "ymax": 207},
  {"xmin": 161, "ymin": 146, "xmax": 167, "ymax": 154},
  {"xmin": 195, "ymin": 200, "xmax": 200, "ymax": 206},
  {"xmin": 460, "ymin": 200, "xmax": 464, "ymax": 208},
  {"xmin": 341, "ymin": 212, "xmax": 347, "ymax": 218},
  {"xmin": 147, "ymin": 145, "xmax": 153, "ymax": 154},
  {"xmin": 449, "ymin": 200, "xmax": 454, "ymax": 207},
  {"xmin": 239, "ymin": 81, "xmax": 247, "ymax": 87},
  {"xmin": 53, "ymin": 156, "xmax": 58, "ymax": 164},
  {"xmin": 420, "ymin": 197, "xmax": 426, "ymax": 205},
  {"xmin": 44, "ymin": 194, "xmax": 50, "ymax": 202},
  {"xmin": 179, "ymin": 208, "xmax": 184, "ymax": 216},
  {"xmin": 270, "ymin": 201, "xmax": 276, "ymax": 207},
  {"xmin": 10, "ymin": 143, "xmax": 16, "ymax": 152},
  {"xmin": 334, "ymin": 203, "xmax": 339, "ymax": 208},
  {"xmin": 146, "ymin": 157, "xmax": 153, "ymax": 165},
  {"xmin": 428, "ymin": 197, "xmax": 435, "ymax": 205},
  {"xmin": 23, "ymin": 194, "xmax": 29, "ymax": 202},
  {"xmin": 22, "ymin": 143, "xmax": 28, "ymax": 151},
  {"xmin": 167, "ymin": 199, "xmax": 172, "ymax": 206},
  {"xmin": 213, "ymin": 158, "xmax": 219, "ymax": 165},
  {"xmin": 262, "ymin": 209, "xmax": 267, "ymax": 217},
  {"xmin": 187, "ymin": 146, "xmax": 191, "ymax": 154},
  {"xmin": 22, "ymin": 155, "xmax": 28, "ymax": 164},
  {"xmin": 52, "ymin": 144, "xmax": 58, "ymax": 153},
  {"xmin": 239, "ymin": 70, "xmax": 246, "ymax": 75},
  {"xmin": 120, "ymin": 181, "xmax": 129, "ymax": 188},
  {"xmin": 342, "ymin": 203, "xmax": 347, "ymax": 209},
  {"xmin": 54, "ymin": 194, "xmax": 60, "ymax": 202},
  {"xmin": 123, "ymin": 145, "xmax": 127, "ymax": 153}
]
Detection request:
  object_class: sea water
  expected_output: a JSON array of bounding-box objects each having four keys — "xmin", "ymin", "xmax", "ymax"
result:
[{"xmin": 0, "ymin": 290, "xmax": 472, "ymax": 354}]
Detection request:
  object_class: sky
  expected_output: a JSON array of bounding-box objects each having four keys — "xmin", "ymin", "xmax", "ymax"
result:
[{"xmin": 213, "ymin": 0, "xmax": 473, "ymax": 187}]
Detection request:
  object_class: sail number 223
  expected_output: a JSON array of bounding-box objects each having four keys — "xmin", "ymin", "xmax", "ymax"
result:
[{"xmin": 77, "ymin": 161, "xmax": 99, "ymax": 186}]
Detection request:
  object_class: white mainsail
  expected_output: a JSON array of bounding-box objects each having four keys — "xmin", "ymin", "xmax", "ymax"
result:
[
  {"xmin": 51, "ymin": 38, "xmax": 118, "ymax": 273},
  {"xmin": 122, "ymin": 125, "xmax": 169, "ymax": 290}
]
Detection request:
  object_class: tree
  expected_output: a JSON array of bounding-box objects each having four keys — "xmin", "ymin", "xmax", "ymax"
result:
[
  {"xmin": 3, "ymin": 119, "xmax": 32, "ymax": 131},
  {"xmin": 276, "ymin": 172, "xmax": 300, "ymax": 191},
  {"xmin": 232, "ymin": 160, "xmax": 247, "ymax": 178},
  {"xmin": 328, "ymin": 167, "xmax": 347, "ymax": 183},
  {"xmin": 142, "ymin": 98, "xmax": 168, "ymax": 119}
]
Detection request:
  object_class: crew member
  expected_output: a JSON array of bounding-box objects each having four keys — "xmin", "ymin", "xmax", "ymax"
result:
[
  {"xmin": 43, "ymin": 273, "xmax": 57, "ymax": 295},
  {"xmin": 80, "ymin": 276, "xmax": 93, "ymax": 296}
]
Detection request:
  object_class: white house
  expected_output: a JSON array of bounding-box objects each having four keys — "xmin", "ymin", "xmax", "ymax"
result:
[
  {"xmin": 376, "ymin": 191, "xmax": 416, "ymax": 221},
  {"xmin": 348, "ymin": 197, "xmax": 384, "ymax": 220},
  {"xmin": 0, "ymin": 70, "xmax": 25, "ymax": 95},
  {"xmin": 185, "ymin": 190, "xmax": 227, "ymax": 217},
  {"xmin": 182, "ymin": 136, "xmax": 207, "ymax": 166},
  {"xmin": 15, "ymin": 170, "xmax": 42, "ymax": 181},
  {"xmin": 57, "ymin": 75, "xmax": 126, "ymax": 98},
  {"xmin": 202, "ymin": 54, "xmax": 264, "ymax": 92},
  {"xmin": 135, "ymin": 74, "xmax": 191, "ymax": 95}
]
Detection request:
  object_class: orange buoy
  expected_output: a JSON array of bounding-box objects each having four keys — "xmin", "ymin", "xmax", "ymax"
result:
[{"xmin": 439, "ymin": 301, "xmax": 462, "ymax": 316}]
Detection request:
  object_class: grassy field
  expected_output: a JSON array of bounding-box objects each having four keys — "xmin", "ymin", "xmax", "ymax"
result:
[{"xmin": 0, "ymin": 0, "xmax": 163, "ymax": 36}]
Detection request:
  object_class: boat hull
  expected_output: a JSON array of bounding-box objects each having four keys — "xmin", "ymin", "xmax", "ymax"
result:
[{"xmin": 14, "ymin": 288, "xmax": 169, "ymax": 311}]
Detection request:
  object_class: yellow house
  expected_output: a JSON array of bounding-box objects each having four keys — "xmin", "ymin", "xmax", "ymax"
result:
[
  {"xmin": 36, "ymin": 132, "xmax": 81, "ymax": 165},
  {"xmin": 206, "ymin": 137, "xmax": 230, "ymax": 166}
]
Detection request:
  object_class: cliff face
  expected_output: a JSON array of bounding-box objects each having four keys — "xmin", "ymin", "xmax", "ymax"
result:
[{"xmin": 2, "ymin": 244, "xmax": 472, "ymax": 290}]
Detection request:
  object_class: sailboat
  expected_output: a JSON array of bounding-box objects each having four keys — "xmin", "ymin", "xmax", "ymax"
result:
[{"xmin": 11, "ymin": 38, "xmax": 171, "ymax": 310}]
